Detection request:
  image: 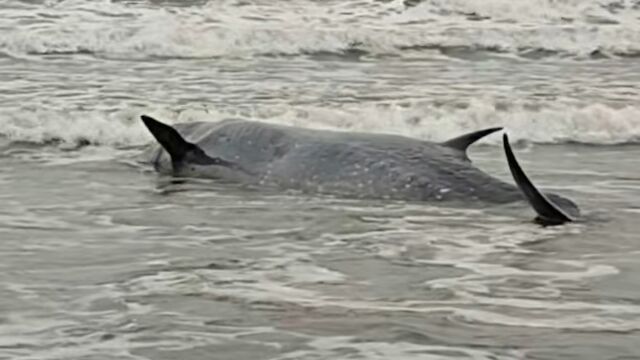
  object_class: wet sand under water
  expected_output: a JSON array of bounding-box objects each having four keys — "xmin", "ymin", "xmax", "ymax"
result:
[{"xmin": 1, "ymin": 143, "xmax": 639, "ymax": 360}]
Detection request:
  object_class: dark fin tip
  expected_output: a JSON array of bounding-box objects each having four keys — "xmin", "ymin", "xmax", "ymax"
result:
[
  {"xmin": 442, "ymin": 127, "xmax": 503, "ymax": 159},
  {"xmin": 141, "ymin": 115, "xmax": 194, "ymax": 165},
  {"xmin": 503, "ymin": 133, "xmax": 573, "ymax": 226}
]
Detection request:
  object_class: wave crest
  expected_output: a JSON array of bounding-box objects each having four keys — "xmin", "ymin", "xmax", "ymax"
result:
[
  {"xmin": 1, "ymin": 101, "xmax": 638, "ymax": 149},
  {"xmin": 2, "ymin": 0, "xmax": 640, "ymax": 59}
]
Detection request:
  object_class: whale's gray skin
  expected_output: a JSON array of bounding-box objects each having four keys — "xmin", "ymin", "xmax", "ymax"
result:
[{"xmin": 140, "ymin": 115, "xmax": 579, "ymax": 225}]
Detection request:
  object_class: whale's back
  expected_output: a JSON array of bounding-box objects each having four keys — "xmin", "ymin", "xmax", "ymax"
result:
[{"xmin": 166, "ymin": 120, "xmax": 519, "ymax": 202}]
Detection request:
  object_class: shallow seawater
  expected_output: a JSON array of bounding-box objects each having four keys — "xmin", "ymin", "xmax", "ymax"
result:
[
  {"xmin": 1, "ymin": 145, "xmax": 639, "ymax": 360},
  {"xmin": 1, "ymin": 0, "xmax": 640, "ymax": 359}
]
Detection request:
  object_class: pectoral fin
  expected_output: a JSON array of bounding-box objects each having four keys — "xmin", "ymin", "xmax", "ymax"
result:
[{"xmin": 503, "ymin": 133, "xmax": 573, "ymax": 226}]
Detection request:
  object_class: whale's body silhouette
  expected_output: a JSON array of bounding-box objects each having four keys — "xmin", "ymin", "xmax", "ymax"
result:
[{"xmin": 141, "ymin": 116, "xmax": 579, "ymax": 225}]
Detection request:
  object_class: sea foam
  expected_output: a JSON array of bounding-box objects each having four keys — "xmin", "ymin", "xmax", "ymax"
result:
[
  {"xmin": 1, "ymin": 0, "xmax": 640, "ymax": 59},
  {"xmin": 1, "ymin": 100, "xmax": 638, "ymax": 148}
]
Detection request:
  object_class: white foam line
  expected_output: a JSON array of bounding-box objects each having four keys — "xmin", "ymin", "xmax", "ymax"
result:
[{"xmin": 2, "ymin": 0, "xmax": 640, "ymax": 58}]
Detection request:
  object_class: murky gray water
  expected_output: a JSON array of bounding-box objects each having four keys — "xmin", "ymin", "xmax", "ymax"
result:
[{"xmin": 1, "ymin": 1, "xmax": 640, "ymax": 359}]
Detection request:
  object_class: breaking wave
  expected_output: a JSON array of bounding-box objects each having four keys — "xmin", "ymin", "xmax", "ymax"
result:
[
  {"xmin": 1, "ymin": 0, "xmax": 640, "ymax": 59},
  {"xmin": 1, "ymin": 100, "xmax": 639, "ymax": 148}
]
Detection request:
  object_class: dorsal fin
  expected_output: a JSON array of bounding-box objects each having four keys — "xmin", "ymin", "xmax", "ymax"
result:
[
  {"xmin": 502, "ymin": 133, "xmax": 573, "ymax": 226},
  {"xmin": 442, "ymin": 127, "xmax": 503, "ymax": 160},
  {"xmin": 141, "ymin": 115, "xmax": 238, "ymax": 172}
]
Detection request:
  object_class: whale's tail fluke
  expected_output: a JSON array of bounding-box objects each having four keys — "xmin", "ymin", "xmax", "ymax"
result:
[
  {"xmin": 502, "ymin": 134, "xmax": 574, "ymax": 226},
  {"xmin": 141, "ymin": 115, "xmax": 237, "ymax": 173},
  {"xmin": 442, "ymin": 127, "xmax": 503, "ymax": 161},
  {"xmin": 141, "ymin": 115, "xmax": 194, "ymax": 165}
]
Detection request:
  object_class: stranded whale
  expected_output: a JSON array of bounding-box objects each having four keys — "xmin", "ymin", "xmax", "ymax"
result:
[{"xmin": 140, "ymin": 115, "xmax": 579, "ymax": 226}]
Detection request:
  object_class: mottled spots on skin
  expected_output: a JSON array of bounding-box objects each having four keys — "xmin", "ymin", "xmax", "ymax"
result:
[{"xmin": 154, "ymin": 120, "xmax": 544, "ymax": 206}]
